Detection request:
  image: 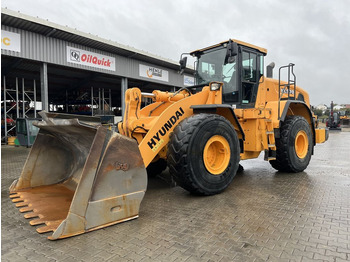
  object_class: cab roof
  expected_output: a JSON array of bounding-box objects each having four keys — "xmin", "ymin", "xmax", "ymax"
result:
[{"xmin": 190, "ymin": 39, "xmax": 267, "ymax": 56}]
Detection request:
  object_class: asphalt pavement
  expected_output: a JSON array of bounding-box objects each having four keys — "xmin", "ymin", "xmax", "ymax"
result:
[{"xmin": 1, "ymin": 130, "xmax": 350, "ymax": 261}]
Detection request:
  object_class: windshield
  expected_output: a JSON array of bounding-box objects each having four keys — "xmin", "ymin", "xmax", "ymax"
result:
[{"xmin": 196, "ymin": 46, "xmax": 238, "ymax": 101}]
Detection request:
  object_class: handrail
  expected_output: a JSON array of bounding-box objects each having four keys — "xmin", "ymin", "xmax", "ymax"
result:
[{"xmin": 278, "ymin": 63, "xmax": 296, "ymax": 119}]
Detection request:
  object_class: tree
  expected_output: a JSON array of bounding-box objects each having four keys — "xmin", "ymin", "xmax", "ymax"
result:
[{"xmin": 313, "ymin": 109, "xmax": 323, "ymax": 117}]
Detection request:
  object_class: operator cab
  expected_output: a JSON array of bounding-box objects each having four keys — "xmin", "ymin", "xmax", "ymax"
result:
[{"xmin": 182, "ymin": 39, "xmax": 267, "ymax": 108}]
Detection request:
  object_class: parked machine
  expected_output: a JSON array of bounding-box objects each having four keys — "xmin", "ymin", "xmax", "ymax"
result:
[
  {"xmin": 339, "ymin": 111, "xmax": 350, "ymax": 127},
  {"xmin": 326, "ymin": 101, "xmax": 341, "ymax": 130},
  {"xmin": 10, "ymin": 39, "xmax": 328, "ymax": 240},
  {"xmin": 15, "ymin": 118, "xmax": 41, "ymax": 147}
]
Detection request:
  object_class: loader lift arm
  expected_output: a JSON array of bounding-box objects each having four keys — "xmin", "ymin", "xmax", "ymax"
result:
[{"xmin": 119, "ymin": 83, "xmax": 244, "ymax": 168}]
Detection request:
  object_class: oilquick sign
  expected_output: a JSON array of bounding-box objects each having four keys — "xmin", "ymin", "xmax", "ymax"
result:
[
  {"xmin": 139, "ymin": 64, "xmax": 169, "ymax": 82},
  {"xmin": 67, "ymin": 46, "xmax": 116, "ymax": 71},
  {"xmin": 1, "ymin": 30, "xmax": 21, "ymax": 52}
]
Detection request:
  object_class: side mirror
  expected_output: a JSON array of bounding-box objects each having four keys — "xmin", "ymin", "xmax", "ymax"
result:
[
  {"xmin": 179, "ymin": 56, "xmax": 187, "ymax": 71},
  {"xmin": 224, "ymin": 39, "xmax": 238, "ymax": 65}
]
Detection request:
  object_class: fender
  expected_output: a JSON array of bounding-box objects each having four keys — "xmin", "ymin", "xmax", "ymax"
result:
[
  {"xmin": 280, "ymin": 100, "xmax": 316, "ymax": 146},
  {"xmin": 191, "ymin": 104, "xmax": 245, "ymax": 152}
]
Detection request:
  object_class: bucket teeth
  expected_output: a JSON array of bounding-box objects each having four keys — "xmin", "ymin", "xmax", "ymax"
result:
[
  {"xmin": 30, "ymin": 219, "xmax": 46, "ymax": 226},
  {"xmin": 24, "ymin": 213, "xmax": 40, "ymax": 219},
  {"xmin": 37, "ymin": 225, "xmax": 54, "ymax": 234},
  {"xmin": 10, "ymin": 193, "xmax": 20, "ymax": 199},
  {"xmin": 15, "ymin": 202, "xmax": 28, "ymax": 207},
  {"xmin": 36, "ymin": 221, "xmax": 62, "ymax": 234},
  {"xmin": 12, "ymin": 198, "xmax": 24, "ymax": 203},
  {"xmin": 10, "ymin": 185, "xmax": 75, "ymax": 238},
  {"xmin": 19, "ymin": 206, "xmax": 33, "ymax": 213}
]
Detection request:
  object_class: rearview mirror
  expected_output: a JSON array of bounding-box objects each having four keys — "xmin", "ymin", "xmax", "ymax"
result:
[
  {"xmin": 179, "ymin": 57, "xmax": 187, "ymax": 70},
  {"xmin": 224, "ymin": 39, "xmax": 238, "ymax": 65}
]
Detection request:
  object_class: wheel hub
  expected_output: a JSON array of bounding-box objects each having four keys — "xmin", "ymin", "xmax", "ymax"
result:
[
  {"xmin": 295, "ymin": 130, "xmax": 308, "ymax": 159},
  {"xmin": 203, "ymin": 135, "xmax": 231, "ymax": 175}
]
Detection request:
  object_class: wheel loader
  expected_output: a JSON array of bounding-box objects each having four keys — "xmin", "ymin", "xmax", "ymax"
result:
[
  {"xmin": 326, "ymin": 101, "xmax": 341, "ymax": 130},
  {"xmin": 9, "ymin": 39, "xmax": 328, "ymax": 240}
]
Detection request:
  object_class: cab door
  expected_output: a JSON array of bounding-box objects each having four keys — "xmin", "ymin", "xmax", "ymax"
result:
[
  {"xmin": 222, "ymin": 47, "xmax": 264, "ymax": 108},
  {"xmin": 239, "ymin": 49, "xmax": 262, "ymax": 108}
]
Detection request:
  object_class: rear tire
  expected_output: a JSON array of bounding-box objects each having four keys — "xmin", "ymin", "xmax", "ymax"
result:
[
  {"xmin": 167, "ymin": 114, "xmax": 240, "ymax": 195},
  {"xmin": 270, "ymin": 116, "xmax": 313, "ymax": 172}
]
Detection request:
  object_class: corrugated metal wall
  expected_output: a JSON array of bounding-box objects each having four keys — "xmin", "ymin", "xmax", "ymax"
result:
[{"xmin": 1, "ymin": 25, "xmax": 186, "ymax": 87}]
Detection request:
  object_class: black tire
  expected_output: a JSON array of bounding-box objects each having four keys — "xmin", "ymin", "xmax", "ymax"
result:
[
  {"xmin": 146, "ymin": 158, "xmax": 167, "ymax": 177},
  {"xmin": 270, "ymin": 116, "xmax": 313, "ymax": 173},
  {"xmin": 167, "ymin": 114, "xmax": 240, "ymax": 195}
]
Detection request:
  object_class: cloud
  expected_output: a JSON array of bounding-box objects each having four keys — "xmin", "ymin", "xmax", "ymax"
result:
[{"xmin": 2, "ymin": 0, "xmax": 350, "ymax": 105}]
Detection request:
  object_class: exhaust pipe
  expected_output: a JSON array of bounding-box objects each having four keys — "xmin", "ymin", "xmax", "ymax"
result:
[{"xmin": 266, "ymin": 62, "xmax": 275, "ymax": 78}]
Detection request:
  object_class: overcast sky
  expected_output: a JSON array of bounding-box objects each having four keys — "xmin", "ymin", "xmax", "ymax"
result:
[{"xmin": 2, "ymin": 0, "xmax": 350, "ymax": 106}]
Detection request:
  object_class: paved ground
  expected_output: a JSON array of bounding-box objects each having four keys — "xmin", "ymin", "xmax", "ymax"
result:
[{"xmin": 1, "ymin": 131, "xmax": 350, "ymax": 262}]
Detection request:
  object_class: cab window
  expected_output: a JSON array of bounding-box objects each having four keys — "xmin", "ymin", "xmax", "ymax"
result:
[
  {"xmin": 222, "ymin": 60, "xmax": 238, "ymax": 103},
  {"xmin": 242, "ymin": 51, "xmax": 257, "ymax": 83},
  {"xmin": 241, "ymin": 51, "xmax": 258, "ymax": 105},
  {"xmin": 201, "ymin": 62, "xmax": 216, "ymax": 77}
]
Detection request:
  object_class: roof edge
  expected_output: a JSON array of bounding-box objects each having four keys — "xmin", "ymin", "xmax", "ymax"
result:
[
  {"xmin": 190, "ymin": 39, "xmax": 268, "ymax": 55},
  {"xmin": 1, "ymin": 7, "xmax": 181, "ymax": 67}
]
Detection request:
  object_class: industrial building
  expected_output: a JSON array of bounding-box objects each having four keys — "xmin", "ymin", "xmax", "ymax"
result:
[{"xmin": 1, "ymin": 8, "xmax": 194, "ymax": 143}]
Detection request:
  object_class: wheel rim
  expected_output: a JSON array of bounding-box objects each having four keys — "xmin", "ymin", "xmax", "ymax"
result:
[
  {"xmin": 203, "ymin": 135, "xmax": 231, "ymax": 175},
  {"xmin": 295, "ymin": 130, "xmax": 308, "ymax": 159}
]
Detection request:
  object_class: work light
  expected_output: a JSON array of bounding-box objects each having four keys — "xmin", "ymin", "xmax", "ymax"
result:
[{"xmin": 210, "ymin": 82, "xmax": 222, "ymax": 91}]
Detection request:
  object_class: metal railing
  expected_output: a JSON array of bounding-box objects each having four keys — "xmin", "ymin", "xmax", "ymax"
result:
[{"xmin": 278, "ymin": 63, "xmax": 296, "ymax": 119}]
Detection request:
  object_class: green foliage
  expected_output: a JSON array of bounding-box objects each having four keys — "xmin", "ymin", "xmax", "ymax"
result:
[{"xmin": 313, "ymin": 109, "xmax": 323, "ymax": 117}]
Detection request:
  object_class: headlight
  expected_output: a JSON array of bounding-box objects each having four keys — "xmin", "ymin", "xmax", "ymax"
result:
[{"xmin": 210, "ymin": 82, "xmax": 222, "ymax": 91}]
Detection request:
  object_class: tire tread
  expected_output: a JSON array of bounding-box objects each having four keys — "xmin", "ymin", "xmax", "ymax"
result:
[
  {"xmin": 167, "ymin": 114, "xmax": 239, "ymax": 195},
  {"xmin": 270, "ymin": 116, "xmax": 312, "ymax": 173}
]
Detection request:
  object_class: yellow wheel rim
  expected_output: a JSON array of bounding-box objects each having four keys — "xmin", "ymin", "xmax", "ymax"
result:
[
  {"xmin": 203, "ymin": 135, "xmax": 231, "ymax": 175},
  {"xmin": 295, "ymin": 130, "xmax": 308, "ymax": 159}
]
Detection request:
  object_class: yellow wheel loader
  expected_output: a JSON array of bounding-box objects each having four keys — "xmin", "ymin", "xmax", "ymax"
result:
[{"xmin": 10, "ymin": 39, "xmax": 328, "ymax": 240}]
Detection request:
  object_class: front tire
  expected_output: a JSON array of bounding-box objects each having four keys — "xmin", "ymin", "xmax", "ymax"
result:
[
  {"xmin": 167, "ymin": 114, "xmax": 240, "ymax": 195},
  {"xmin": 270, "ymin": 116, "xmax": 313, "ymax": 172}
]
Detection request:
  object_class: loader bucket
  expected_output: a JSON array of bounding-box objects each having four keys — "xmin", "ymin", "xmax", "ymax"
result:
[{"xmin": 9, "ymin": 112, "xmax": 147, "ymax": 240}]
